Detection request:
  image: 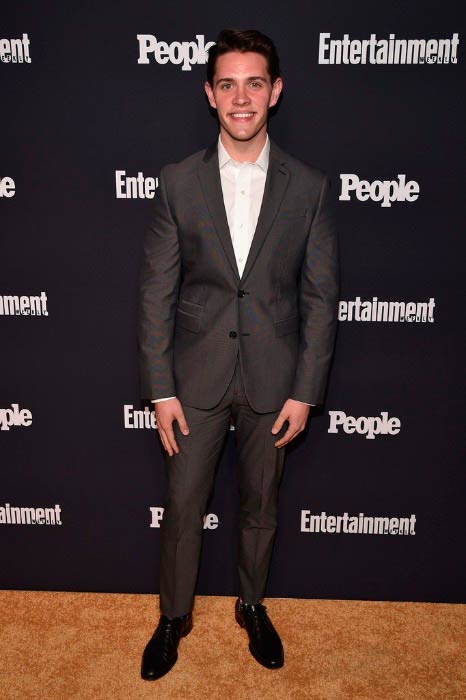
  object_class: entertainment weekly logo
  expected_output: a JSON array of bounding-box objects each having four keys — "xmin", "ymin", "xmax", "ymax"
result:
[
  {"xmin": 0, "ymin": 293, "xmax": 49, "ymax": 316},
  {"xmin": 319, "ymin": 32, "xmax": 459, "ymax": 65},
  {"xmin": 0, "ymin": 503, "xmax": 62, "ymax": 526},
  {"xmin": 149, "ymin": 507, "xmax": 219, "ymax": 530},
  {"xmin": 339, "ymin": 174, "xmax": 419, "ymax": 207},
  {"xmin": 123, "ymin": 404, "xmax": 235, "ymax": 430},
  {"xmin": 339, "ymin": 297, "xmax": 435, "ymax": 323},
  {"xmin": 124, "ymin": 405, "xmax": 156, "ymax": 429},
  {"xmin": 0, "ymin": 34, "xmax": 31, "ymax": 63},
  {"xmin": 115, "ymin": 171, "xmax": 158, "ymax": 199},
  {"xmin": 0, "ymin": 176, "xmax": 16, "ymax": 197},
  {"xmin": 301, "ymin": 510, "xmax": 416, "ymax": 536},
  {"xmin": 137, "ymin": 34, "xmax": 215, "ymax": 71}
]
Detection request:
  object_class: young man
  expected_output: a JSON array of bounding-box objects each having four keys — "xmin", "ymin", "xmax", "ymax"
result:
[{"xmin": 138, "ymin": 29, "xmax": 339, "ymax": 679}]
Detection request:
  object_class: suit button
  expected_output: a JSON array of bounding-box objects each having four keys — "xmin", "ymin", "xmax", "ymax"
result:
[
  {"xmin": 237, "ymin": 290, "xmax": 246, "ymax": 298},
  {"xmin": 229, "ymin": 331, "xmax": 237, "ymax": 338}
]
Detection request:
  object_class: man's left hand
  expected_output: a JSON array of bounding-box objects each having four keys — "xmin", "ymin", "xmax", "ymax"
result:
[{"xmin": 271, "ymin": 399, "xmax": 311, "ymax": 448}]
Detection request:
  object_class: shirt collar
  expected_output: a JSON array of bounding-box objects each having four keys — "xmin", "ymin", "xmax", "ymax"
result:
[{"xmin": 218, "ymin": 133, "xmax": 270, "ymax": 171}]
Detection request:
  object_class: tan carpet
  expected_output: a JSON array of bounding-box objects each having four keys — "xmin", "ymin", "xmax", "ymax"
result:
[{"xmin": 0, "ymin": 591, "xmax": 464, "ymax": 700}]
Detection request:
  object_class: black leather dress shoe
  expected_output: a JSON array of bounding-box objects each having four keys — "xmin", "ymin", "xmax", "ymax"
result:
[
  {"xmin": 141, "ymin": 612, "xmax": 193, "ymax": 680},
  {"xmin": 235, "ymin": 598, "xmax": 284, "ymax": 669}
]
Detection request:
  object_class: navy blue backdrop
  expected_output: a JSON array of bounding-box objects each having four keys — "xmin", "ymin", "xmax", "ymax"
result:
[{"xmin": 1, "ymin": 0, "xmax": 465, "ymax": 603}]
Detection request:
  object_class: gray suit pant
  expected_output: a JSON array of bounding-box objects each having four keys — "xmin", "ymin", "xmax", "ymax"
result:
[{"xmin": 159, "ymin": 353, "xmax": 288, "ymax": 618}]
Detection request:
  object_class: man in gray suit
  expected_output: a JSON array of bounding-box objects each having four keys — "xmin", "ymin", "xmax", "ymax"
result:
[{"xmin": 138, "ymin": 29, "xmax": 339, "ymax": 680}]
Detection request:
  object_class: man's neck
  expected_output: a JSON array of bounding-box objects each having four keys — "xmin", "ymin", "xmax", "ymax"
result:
[{"xmin": 219, "ymin": 128, "xmax": 267, "ymax": 163}]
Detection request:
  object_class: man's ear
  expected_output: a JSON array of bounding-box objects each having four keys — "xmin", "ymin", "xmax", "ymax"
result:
[
  {"xmin": 269, "ymin": 77, "xmax": 283, "ymax": 108},
  {"xmin": 204, "ymin": 81, "xmax": 217, "ymax": 110}
]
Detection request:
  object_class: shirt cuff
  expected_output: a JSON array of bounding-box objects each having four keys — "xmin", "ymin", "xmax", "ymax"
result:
[{"xmin": 151, "ymin": 396, "xmax": 176, "ymax": 403}]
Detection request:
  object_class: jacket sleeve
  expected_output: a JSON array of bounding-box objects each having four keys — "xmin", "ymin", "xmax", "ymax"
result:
[
  {"xmin": 290, "ymin": 174, "xmax": 339, "ymax": 405},
  {"xmin": 137, "ymin": 166, "xmax": 181, "ymax": 400}
]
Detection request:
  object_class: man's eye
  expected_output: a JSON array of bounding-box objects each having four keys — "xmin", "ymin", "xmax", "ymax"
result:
[
  {"xmin": 250, "ymin": 82, "xmax": 262, "ymax": 88},
  {"xmin": 221, "ymin": 83, "xmax": 232, "ymax": 90}
]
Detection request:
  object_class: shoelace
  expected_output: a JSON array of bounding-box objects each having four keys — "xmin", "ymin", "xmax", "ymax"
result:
[
  {"xmin": 242, "ymin": 603, "xmax": 269, "ymax": 632},
  {"xmin": 157, "ymin": 617, "xmax": 181, "ymax": 654}
]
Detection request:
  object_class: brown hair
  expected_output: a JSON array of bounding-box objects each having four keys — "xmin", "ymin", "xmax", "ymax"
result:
[{"xmin": 206, "ymin": 29, "xmax": 281, "ymax": 86}]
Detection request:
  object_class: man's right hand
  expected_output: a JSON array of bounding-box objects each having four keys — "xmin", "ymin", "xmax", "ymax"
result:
[{"xmin": 154, "ymin": 398, "xmax": 189, "ymax": 457}]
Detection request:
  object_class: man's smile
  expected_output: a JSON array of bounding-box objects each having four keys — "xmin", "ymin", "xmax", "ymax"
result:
[{"xmin": 229, "ymin": 111, "xmax": 256, "ymax": 120}]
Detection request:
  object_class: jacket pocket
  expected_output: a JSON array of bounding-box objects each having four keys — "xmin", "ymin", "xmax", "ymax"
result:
[
  {"xmin": 178, "ymin": 297, "xmax": 204, "ymax": 310},
  {"xmin": 274, "ymin": 315, "xmax": 299, "ymax": 337},
  {"xmin": 175, "ymin": 307, "xmax": 202, "ymax": 333}
]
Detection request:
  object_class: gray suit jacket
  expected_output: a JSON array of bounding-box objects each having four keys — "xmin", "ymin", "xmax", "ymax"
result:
[{"xmin": 138, "ymin": 138, "xmax": 339, "ymax": 413}]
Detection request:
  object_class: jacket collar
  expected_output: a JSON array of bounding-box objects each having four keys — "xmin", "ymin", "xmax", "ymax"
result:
[
  {"xmin": 199, "ymin": 135, "xmax": 290, "ymax": 283},
  {"xmin": 217, "ymin": 133, "xmax": 270, "ymax": 172}
]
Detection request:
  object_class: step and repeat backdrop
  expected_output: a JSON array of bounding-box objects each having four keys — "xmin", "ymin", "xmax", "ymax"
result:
[{"xmin": 1, "ymin": 1, "xmax": 464, "ymax": 602}]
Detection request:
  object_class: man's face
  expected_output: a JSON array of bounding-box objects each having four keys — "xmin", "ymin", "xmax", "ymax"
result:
[{"xmin": 204, "ymin": 51, "xmax": 283, "ymax": 144}]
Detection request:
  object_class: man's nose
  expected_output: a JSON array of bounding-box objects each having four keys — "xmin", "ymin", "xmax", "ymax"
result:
[{"xmin": 233, "ymin": 86, "xmax": 250, "ymax": 104}]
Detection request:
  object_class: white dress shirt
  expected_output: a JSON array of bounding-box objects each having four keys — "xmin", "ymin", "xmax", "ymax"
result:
[
  {"xmin": 153, "ymin": 134, "xmax": 311, "ymax": 406},
  {"xmin": 217, "ymin": 132, "xmax": 269, "ymax": 279}
]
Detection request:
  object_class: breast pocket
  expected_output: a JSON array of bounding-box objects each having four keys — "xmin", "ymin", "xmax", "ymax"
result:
[{"xmin": 275, "ymin": 209, "xmax": 308, "ymax": 222}]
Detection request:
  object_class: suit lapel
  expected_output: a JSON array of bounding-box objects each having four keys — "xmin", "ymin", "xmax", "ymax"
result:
[
  {"xmin": 240, "ymin": 140, "xmax": 290, "ymax": 283},
  {"xmin": 198, "ymin": 140, "xmax": 240, "ymax": 281},
  {"xmin": 197, "ymin": 138, "xmax": 291, "ymax": 284}
]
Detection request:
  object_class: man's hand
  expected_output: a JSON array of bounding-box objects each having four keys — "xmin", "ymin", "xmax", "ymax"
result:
[
  {"xmin": 154, "ymin": 398, "xmax": 189, "ymax": 457},
  {"xmin": 271, "ymin": 399, "xmax": 311, "ymax": 448}
]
